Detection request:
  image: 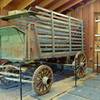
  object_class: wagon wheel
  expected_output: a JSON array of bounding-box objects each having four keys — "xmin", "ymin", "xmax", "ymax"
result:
[
  {"xmin": 74, "ymin": 51, "xmax": 87, "ymax": 78},
  {"xmin": 0, "ymin": 64, "xmax": 19, "ymax": 85},
  {"xmin": 0, "ymin": 59, "xmax": 11, "ymax": 71},
  {"xmin": 32, "ymin": 65, "xmax": 53, "ymax": 95},
  {"xmin": 0, "ymin": 64, "xmax": 13, "ymax": 85},
  {"xmin": 4, "ymin": 64, "xmax": 19, "ymax": 73}
]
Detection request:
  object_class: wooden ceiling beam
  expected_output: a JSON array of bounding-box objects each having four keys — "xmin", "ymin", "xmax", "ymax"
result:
[
  {"xmin": 4, "ymin": 0, "xmax": 35, "ymax": 10},
  {"xmin": 48, "ymin": 0, "xmax": 70, "ymax": 10},
  {"xmin": 0, "ymin": 0, "xmax": 12, "ymax": 9},
  {"xmin": 38, "ymin": 0, "xmax": 54, "ymax": 7},
  {"xmin": 31, "ymin": 0, "xmax": 42, "ymax": 6},
  {"xmin": 56, "ymin": 0, "xmax": 83, "ymax": 13},
  {"xmin": 15, "ymin": 0, "xmax": 35, "ymax": 10},
  {"xmin": 27, "ymin": 0, "xmax": 42, "ymax": 10}
]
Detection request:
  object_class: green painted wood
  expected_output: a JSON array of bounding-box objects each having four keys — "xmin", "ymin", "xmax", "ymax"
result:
[{"xmin": 0, "ymin": 26, "xmax": 25, "ymax": 61}]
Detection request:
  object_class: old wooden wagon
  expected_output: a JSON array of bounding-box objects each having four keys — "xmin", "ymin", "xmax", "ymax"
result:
[{"xmin": 0, "ymin": 6, "xmax": 87, "ymax": 95}]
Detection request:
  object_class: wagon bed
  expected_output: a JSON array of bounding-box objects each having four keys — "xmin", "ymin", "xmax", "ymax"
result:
[{"xmin": 0, "ymin": 6, "xmax": 84, "ymax": 61}]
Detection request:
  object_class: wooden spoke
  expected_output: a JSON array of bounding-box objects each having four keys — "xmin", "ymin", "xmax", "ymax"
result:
[
  {"xmin": 36, "ymin": 81, "xmax": 42, "ymax": 88},
  {"xmin": 32, "ymin": 65, "xmax": 53, "ymax": 95}
]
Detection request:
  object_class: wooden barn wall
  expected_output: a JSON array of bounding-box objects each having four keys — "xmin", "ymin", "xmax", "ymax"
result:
[
  {"xmin": 0, "ymin": 9, "xmax": 8, "ymax": 27},
  {"xmin": 67, "ymin": 0, "xmax": 100, "ymax": 67},
  {"xmin": 94, "ymin": 0, "xmax": 100, "ymax": 68},
  {"xmin": 94, "ymin": 0, "xmax": 100, "ymax": 12}
]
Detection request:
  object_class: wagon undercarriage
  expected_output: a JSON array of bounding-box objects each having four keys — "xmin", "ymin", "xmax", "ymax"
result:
[{"xmin": 0, "ymin": 51, "xmax": 87, "ymax": 95}]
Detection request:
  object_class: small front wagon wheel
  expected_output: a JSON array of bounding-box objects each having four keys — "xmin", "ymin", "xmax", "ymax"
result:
[{"xmin": 32, "ymin": 65, "xmax": 53, "ymax": 95}]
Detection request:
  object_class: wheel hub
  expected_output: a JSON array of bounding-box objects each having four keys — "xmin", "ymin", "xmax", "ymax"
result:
[
  {"xmin": 80, "ymin": 62, "xmax": 84, "ymax": 67},
  {"xmin": 42, "ymin": 76, "xmax": 51, "ymax": 85}
]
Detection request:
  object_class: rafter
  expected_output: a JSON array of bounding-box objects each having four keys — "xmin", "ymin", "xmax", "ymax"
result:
[
  {"xmin": 38, "ymin": 0, "xmax": 54, "ymax": 7},
  {"xmin": 29, "ymin": 0, "xmax": 42, "ymax": 7},
  {"xmin": 15, "ymin": 0, "xmax": 35, "ymax": 10},
  {"xmin": 56, "ymin": 0, "xmax": 83, "ymax": 13},
  {"xmin": 0, "ymin": 0, "xmax": 12, "ymax": 9},
  {"xmin": 48, "ymin": 0, "xmax": 70, "ymax": 10},
  {"xmin": 4, "ymin": 0, "xmax": 35, "ymax": 10},
  {"xmin": 27, "ymin": 0, "xmax": 42, "ymax": 10}
]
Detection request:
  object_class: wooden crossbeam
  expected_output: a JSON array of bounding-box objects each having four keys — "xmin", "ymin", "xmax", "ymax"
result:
[
  {"xmin": 30, "ymin": 0, "xmax": 42, "ymax": 7},
  {"xmin": 38, "ymin": 0, "xmax": 54, "ymax": 7},
  {"xmin": 56, "ymin": 0, "xmax": 83, "ymax": 13},
  {"xmin": 0, "ymin": 0, "xmax": 12, "ymax": 9},
  {"xmin": 4, "ymin": 0, "xmax": 35, "ymax": 10},
  {"xmin": 15, "ymin": 0, "xmax": 35, "ymax": 10},
  {"xmin": 48, "ymin": 0, "xmax": 70, "ymax": 10}
]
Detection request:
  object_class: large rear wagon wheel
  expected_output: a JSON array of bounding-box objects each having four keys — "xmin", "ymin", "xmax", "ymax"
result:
[
  {"xmin": 74, "ymin": 51, "xmax": 87, "ymax": 78},
  {"xmin": 32, "ymin": 65, "xmax": 53, "ymax": 95}
]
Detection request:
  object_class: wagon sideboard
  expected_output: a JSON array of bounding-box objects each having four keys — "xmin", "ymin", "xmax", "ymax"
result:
[{"xmin": 0, "ymin": 6, "xmax": 84, "ymax": 61}]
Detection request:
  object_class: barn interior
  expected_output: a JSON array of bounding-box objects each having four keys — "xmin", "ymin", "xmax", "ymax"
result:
[{"xmin": 0, "ymin": 0, "xmax": 100, "ymax": 100}]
